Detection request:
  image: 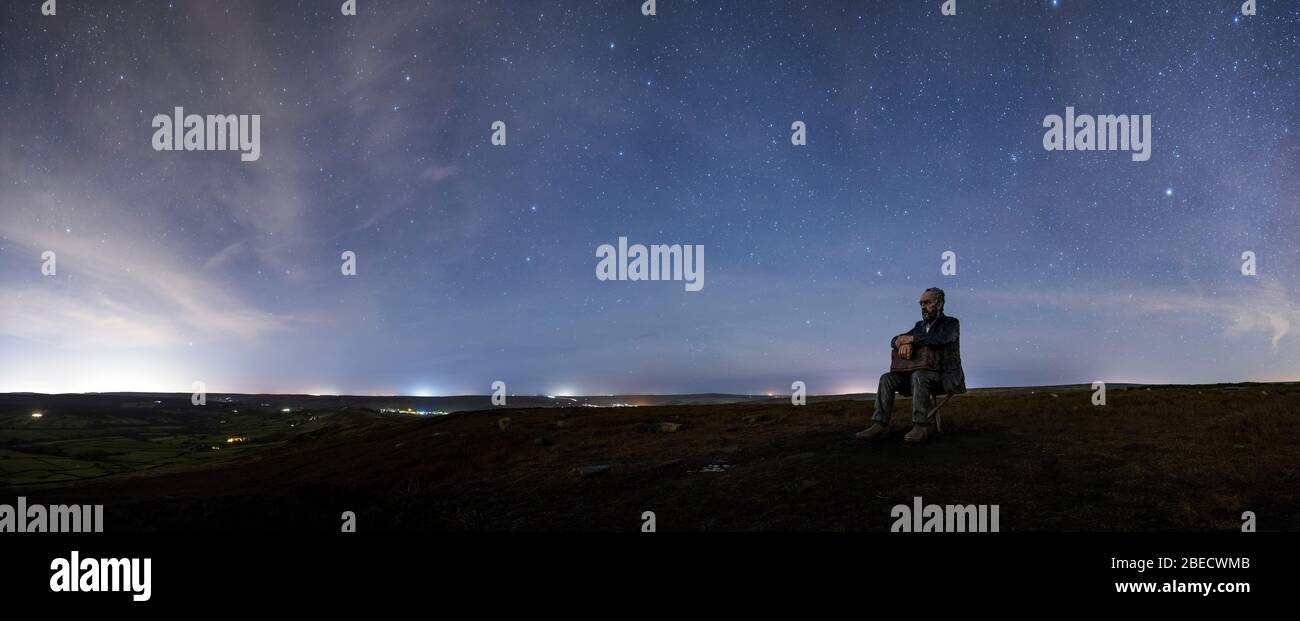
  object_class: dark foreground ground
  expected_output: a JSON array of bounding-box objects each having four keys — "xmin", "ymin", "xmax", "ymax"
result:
[{"xmin": 9, "ymin": 383, "xmax": 1300, "ymax": 531}]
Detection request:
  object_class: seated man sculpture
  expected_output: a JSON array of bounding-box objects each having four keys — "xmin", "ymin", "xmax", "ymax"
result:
[{"xmin": 856, "ymin": 287, "xmax": 966, "ymax": 443}]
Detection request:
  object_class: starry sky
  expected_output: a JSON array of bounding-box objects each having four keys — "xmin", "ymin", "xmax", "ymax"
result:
[{"xmin": 1, "ymin": 0, "xmax": 1298, "ymax": 396}]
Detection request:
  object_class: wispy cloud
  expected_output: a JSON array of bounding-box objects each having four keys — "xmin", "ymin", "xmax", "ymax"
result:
[
  {"xmin": 971, "ymin": 279, "xmax": 1300, "ymax": 348},
  {"xmin": 0, "ymin": 205, "xmax": 286, "ymax": 350}
]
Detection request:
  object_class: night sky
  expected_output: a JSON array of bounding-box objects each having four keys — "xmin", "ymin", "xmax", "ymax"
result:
[{"xmin": 1, "ymin": 0, "xmax": 1298, "ymax": 396}]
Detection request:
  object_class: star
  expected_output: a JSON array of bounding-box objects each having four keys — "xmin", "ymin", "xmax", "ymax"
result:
[{"xmin": 3, "ymin": 0, "xmax": 1294, "ymax": 395}]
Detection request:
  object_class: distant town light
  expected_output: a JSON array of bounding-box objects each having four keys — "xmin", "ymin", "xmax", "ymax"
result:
[
  {"xmin": 226, "ymin": 436, "xmax": 248, "ymax": 444},
  {"xmin": 31, "ymin": 412, "xmax": 43, "ymax": 419},
  {"xmin": 378, "ymin": 408, "xmax": 446, "ymax": 416},
  {"xmin": 281, "ymin": 408, "xmax": 291, "ymax": 413}
]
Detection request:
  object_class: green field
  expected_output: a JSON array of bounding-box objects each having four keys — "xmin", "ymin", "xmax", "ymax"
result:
[{"xmin": 0, "ymin": 400, "xmax": 382, "ymax": 487}]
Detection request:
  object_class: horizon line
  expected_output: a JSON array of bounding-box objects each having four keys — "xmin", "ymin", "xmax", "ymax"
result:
[{"xmin": 5, "ymin": 379, "xmax": 1298, "ymax": 399}]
